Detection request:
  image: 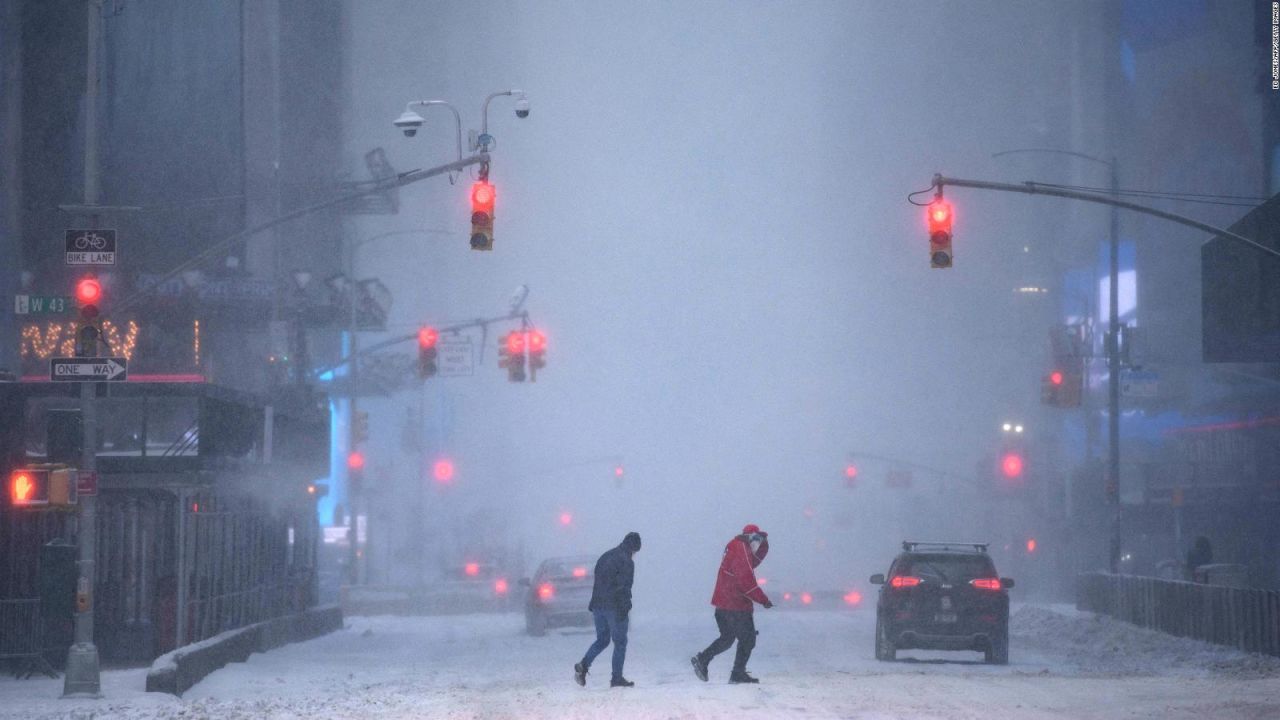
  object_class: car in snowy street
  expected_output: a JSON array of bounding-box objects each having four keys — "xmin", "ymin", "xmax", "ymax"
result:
[
  {"xmin": 521, "ymin": 556, "xmax": 595, "ymax": 636},
  {"xmin": 871, "ymin": 541, "xmax": 1014, "ymax": 664}
]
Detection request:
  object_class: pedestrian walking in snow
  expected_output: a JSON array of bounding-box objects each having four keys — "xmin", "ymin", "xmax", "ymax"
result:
[
  {"xmin": 690, "ymin": 524, "xmax": 772, "ymax": 684},
  {"xmin": 575, "ymin": 531, "xmax": 641, "ymax": 688}
]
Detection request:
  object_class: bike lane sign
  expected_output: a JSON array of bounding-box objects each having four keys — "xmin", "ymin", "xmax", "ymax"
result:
[{"xmin": 65, "ymin": 229, "xmax": 117, "ymax": 265}]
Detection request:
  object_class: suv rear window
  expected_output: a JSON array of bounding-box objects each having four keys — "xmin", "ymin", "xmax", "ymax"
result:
[{"xmin": 899, "ymin": 554, "xmax": 996, "ymax": 583}]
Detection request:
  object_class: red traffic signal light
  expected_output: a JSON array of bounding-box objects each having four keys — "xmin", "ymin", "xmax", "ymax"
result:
[
  {"xmin": 433, "ymin": 458, "xmax": 455, "ymax": 483},
  {"xmin": 75, "ymin": 277, "xmax": 102, "ymax": 306},
  {"xmin": 470, "ymin": 180, "xmax": 496, "ymax": 251},
  {"xmin": 498, "ymin": 331, "xmax": 527, "ymax": 382},
  {"xmin": 1042, "ymin": 368, "xmax": 1082, "ymax": 408},
  {"xmin": 614, "ymin": 465, "xmax": 625, "ymax": 478},
  {"xmin": 417, "ymin": 326, "xmax": 439, "ymax": 349},
  {"xmin": 1049, "ymin": 370, "xmax": 1063, "ymax": 386},
  {"xmin": 1000, "ymin": 452, "xmax": 1024, "ymax": 480},
  {"xmin": 417, "ymin": 326, "xmax": 439, "ymax": 379},
  {"xmin": 347, "ymin": 451, "xmax": 365, "ymax": 471},
  {"xmin": 844, "ymin": 464, "xmax": 858, "ymax": 479},
  {"xmin": 926, "ymin": 198, "xmax": 954, "ymax": 269},
  {"xmin": 527, "ymin": 330, "xmax": 546, "ymax": 379},
  {"xmin": 559, "ymin": 511, "xmax": 573, "ymax": 526}
]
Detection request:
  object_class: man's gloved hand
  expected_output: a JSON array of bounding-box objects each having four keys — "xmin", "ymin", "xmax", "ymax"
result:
[{"xmin": 762, "ymin": 598, "xmax": 773, "ymax": 609}]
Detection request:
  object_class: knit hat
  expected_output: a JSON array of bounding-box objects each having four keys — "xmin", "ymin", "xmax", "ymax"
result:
[
  {"xmin": 622, "ymin": 531, "xmax": 642, "ymax": 553},
  {"xmin": 742, "ymin": 524, "xmax": 761, "ymax": 535}
]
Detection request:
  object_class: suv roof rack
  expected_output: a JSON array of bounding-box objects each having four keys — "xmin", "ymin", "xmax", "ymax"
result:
[{"xmin": 902, "ymin": 541, "xmax": 988, "ymax": 553}]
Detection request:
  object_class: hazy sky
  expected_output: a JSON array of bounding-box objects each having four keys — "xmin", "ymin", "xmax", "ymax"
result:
[{"xmin": 339, "ymin": 0, "xmax": 1110, "ymax": 604}]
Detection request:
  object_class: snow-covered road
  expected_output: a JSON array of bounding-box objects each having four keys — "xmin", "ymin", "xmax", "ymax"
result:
[{"xmin": 3, "ymin": 604, "xmax": 1278, "ymax": 719}]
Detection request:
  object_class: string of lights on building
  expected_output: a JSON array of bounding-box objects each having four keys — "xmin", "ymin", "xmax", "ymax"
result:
[{"xmin": 20, "ymin": 320, "xmax": 139, "ymax": 360}]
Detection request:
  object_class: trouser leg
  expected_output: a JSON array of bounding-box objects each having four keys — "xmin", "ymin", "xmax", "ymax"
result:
[
  {"xmin": 581, "ymin": 610, "xmax": 611, "ymax": 668},
  {"xmin": 731, "ymin": 611, "xmax": 757, "ymax": 673},
  {"xmin": 699, "ymin": 609, "xmax": 736, "ymax": 664},
  {"xmin": 609, "ymin": 611, "xmax": 629, "ymax": 680}
]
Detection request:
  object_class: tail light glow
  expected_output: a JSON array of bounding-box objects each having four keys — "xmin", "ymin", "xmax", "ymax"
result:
[
  {"xmin": 538, "ymin": 582, "xmax": 554, "ymax": 601},
  {"xmin": 843, "ymin": 590, "xmax": 863, "ymax": 605},
  {"xmin": 494, "ymin": 578, "xmax": 508, "ymax": 595},
  {"xmin": 572, "ymin": 566, "xmax": 587, "ymax": 578},
  {"xmin": 800, "ymin": 592, "xmax": 812, "ymax": 605},
  {"xmin": 890, "ymin": 575, "xmax": 922, "ymax": 589},
  {"xmin": 970, "ymin": 578, "xmax": 1002, "ymax": 591},
  {"xmin": 464, "ymin": 562, "xmax": 479, "ymax": 577}
]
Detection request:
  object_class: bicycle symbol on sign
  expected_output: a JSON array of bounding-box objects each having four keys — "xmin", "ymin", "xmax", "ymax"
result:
[{"xmin": 73, "ymin": 232, "xmax": 109, "ymax": 251}]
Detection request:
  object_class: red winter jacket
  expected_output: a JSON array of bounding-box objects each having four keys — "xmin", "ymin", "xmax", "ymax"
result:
[{"xmin": 710, "ymin": 535, "xmax": 770, "ymax": 611}]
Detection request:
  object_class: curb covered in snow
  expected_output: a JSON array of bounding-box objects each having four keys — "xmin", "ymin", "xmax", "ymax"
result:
[{"xmin": 145, "ymin": 604, "xmax": 343, "ymax": 696}]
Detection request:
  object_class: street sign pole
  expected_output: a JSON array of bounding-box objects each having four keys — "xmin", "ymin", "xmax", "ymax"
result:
[{"xmin": 63, "ymin": 0, "xmax": 102, "ymax": 697}]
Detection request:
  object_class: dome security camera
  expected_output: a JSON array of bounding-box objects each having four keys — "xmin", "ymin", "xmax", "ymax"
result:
[
  {"xmin": 514, "ymin": 94, "xmax": 530, "ymax": 119},
  {"xmin": 394, "ymin": 109, "xmax": 426, "ymax": 137}
]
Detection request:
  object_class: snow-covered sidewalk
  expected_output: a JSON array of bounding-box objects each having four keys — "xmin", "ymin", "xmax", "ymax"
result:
[{"xmin": 1, "ymin": 604, "xmax": 1277, "ymax": 719}]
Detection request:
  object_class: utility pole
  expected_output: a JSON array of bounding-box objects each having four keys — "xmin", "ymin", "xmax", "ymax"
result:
[
  {"xmin": 1106, "ymin": 160, "xmax": 1121, "ymax": 575},
  {"xmin": 63, "ymin": 0, "xmax": 103, "ymax": 698}
]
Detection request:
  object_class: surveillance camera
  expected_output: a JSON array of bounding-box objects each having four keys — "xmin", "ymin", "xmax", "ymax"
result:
[
  {"xmin": 514, "ymin": 95, "xmax": 530, "ymax": 119},
  {"xmin": 394, "ymin": 109, "xmax": 425, "ymax": 137},
  {"xmin": 508, "ymin": 284, "xmax": 529, "ymax": 313}
]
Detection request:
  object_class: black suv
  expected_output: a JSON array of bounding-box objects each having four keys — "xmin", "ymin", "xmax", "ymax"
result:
[{"xmin": 870, "ymin": 542, "xmax": 1014, "ymax": 664}]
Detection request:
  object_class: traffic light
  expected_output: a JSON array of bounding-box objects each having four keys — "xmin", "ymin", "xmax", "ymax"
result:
[
  {"xmin": 432, "ymin": 458, "xmax": 455, "ymax": 484},
  {"xmin": 417, "ymin": 326, "xmax": 439, "ymax": 379},
  {"xmin": 844, "ymin": 463, "xmax": 858, "ymax": 487},
  {"xmin": 470, "ymin": 180, "xmax": 495, "ymax": 251},
  {"xmin": 353, "ymin": 411, "xmax": 369, "ymax": 444},
  {"xmin": 1041, "ymin": 367, "xmax": 1083, "ymax": 407},
  {"xmin": 926, "ymin": 197, "xmax": 954, "ymax": 268},
  {"xmin": 527, "ymin": 330, "xmax": 546, "ymax": 381},
  {"xmin": 347, "ymin": 450, "xmax": 365, "ymax": 471},
  {"xmin": 1000, "ymin": 451, "xmax": 1024, "ymax": 481},
  {"xmin": 75, "ymin": 275, "xmax": 102, "ymax": 357},
  {"xmin": 498, "ymin": 331, "xmax": 526, "ymax": 382},
  {"xmin": 75, "ymin": 276, "xmax": 101, "ymax": 318},
  {"xmin": 10, "ymin": 469, "xmax": 49, "ymax": 507}
]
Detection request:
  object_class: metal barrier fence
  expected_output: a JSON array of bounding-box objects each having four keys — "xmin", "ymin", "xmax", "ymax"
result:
[
  {"xmin": 0, "ymin": 598, "xmax": 57, "ymax": 677},
  {"xmin": 1077, "ymin": 572, "xmax": 1280, "ymax": 657}
]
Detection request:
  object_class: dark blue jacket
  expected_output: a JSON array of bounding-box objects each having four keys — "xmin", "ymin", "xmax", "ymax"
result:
[{"xmin": 588, "ymin": 543, "xmax": 635, "ymax": 613}]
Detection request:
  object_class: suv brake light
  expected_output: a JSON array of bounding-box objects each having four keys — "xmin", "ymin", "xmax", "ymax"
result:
[
  {"xmin": 538, "ymin": 582, "xmax": 555, "ymax": 601},
  {"xmin": 890, "ymin": 575, "xmax": 922, "ymax": 588},
  {"xmin": 969, "ymin": 578, "xmax": 1001, "ymax": 590}
]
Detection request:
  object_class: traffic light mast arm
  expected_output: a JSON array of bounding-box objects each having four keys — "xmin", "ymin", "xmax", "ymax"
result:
[
  {"xmin": 312, "ymin": 309, "xmax": 531, "ymax": 380},
  {"xmin": 931, "ymin": 174, "xmax": 1280, "ymax": 260},
  {"xmin": 110, "ymin": 152, "xmax": 491, "ymax": 316}
]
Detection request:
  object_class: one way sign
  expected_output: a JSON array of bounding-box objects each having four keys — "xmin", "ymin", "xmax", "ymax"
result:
[{"xmin": 50, "ymin": 357, "xmax": 128, "ymax": 382}]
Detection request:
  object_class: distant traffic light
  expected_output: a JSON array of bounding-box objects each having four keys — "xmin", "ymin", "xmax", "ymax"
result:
[
  {"xmin": 1000, "ymin": 451, "xmax": 1024, "ymax": 480},
  {"xmin": 433, "ymin": 458, "xmax": 455, "ymax": 483},
  {"xmin": 417, "ymin": 326, "xmax": 439, "ymax": 379},
  {"xmin": 559, "ymin": 511, "xmax": 573, "ymax": 526},
  {"xmin": 926, "ymin": 197, "xmax": 954, "ymax": 268},
  {"xmin": 527, "ymin": 330, "xmax": 546, "ymax": 380},
  {"xmin": 844, "ymin": 463, "xmax": 858, "ymax": 488},
  {"xmin": 470, "ymin": 180, "xmax": 496, "ymax": 251},
  {"xmin": 347, "ymin": 451, "xmax": 365, "ymax": 471},
  {"xmin": 1041, "ymin": 367, "xmax": 1082, "ymax": 408},
  {"xmin": 498, "ymin": 331, "xmax": 526, "ymax": 382}
]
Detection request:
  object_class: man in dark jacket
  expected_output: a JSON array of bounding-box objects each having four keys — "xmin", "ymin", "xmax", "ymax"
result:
[
  {"xmin": 691, "ymin": 524, "xmax": 771, "ymax": 684},
  {"xmin": 574, "ymin": 531, "xmax": 641, "ymax": 688}
]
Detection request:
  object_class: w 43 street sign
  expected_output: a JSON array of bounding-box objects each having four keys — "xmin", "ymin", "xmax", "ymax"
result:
[
  {"xmin": 14, "ymin": 295, "xmax": 72, "ymax": 315},
  {"xmin": 50, "ymin": 357, "xmax": 128, "ymax": 382}
]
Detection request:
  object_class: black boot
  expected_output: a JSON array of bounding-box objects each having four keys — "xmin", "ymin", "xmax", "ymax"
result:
[
  {"xmin": 690, "ymin": 654, "xmax": 709, "ymax": 682},
  {"xmin": 729, "ymin": 670, "xmax": 759, "ymax": 684},
  {"xmin": 610, "ymin": 676, "xmax": 635, "ymax": 688},
  {"xmin": 573, "ymin": 662, "xmax": 587, "ymax": 687}
]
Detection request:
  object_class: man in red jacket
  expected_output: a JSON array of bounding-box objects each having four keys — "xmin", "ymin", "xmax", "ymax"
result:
[{"xmin": 690, "ymin": 524, "xmax": 772, "ymax": 684}]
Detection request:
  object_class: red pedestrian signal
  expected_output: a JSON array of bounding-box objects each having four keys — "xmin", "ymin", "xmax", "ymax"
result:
[
  {"xmin": 1049, "ymin": 371, "xmax": 1063, "ymax": 386},
  {"xmin": 926, "ymin": 197, "xmax": 954, "ymax": 268},
  {"xmin": 1041, "ymin": 367, "xmax": 1083, "ymax": 408},
  {"xmin": 417, "ymin": 326, "xmax": 439, "ymax": 379},
  {"xmin": 10, "ymin": 469, "xmax": 49, "ymax": 507},
  {"xmin": 470, "ymin": 180, "xmax": 496, "ymax": 251}
]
